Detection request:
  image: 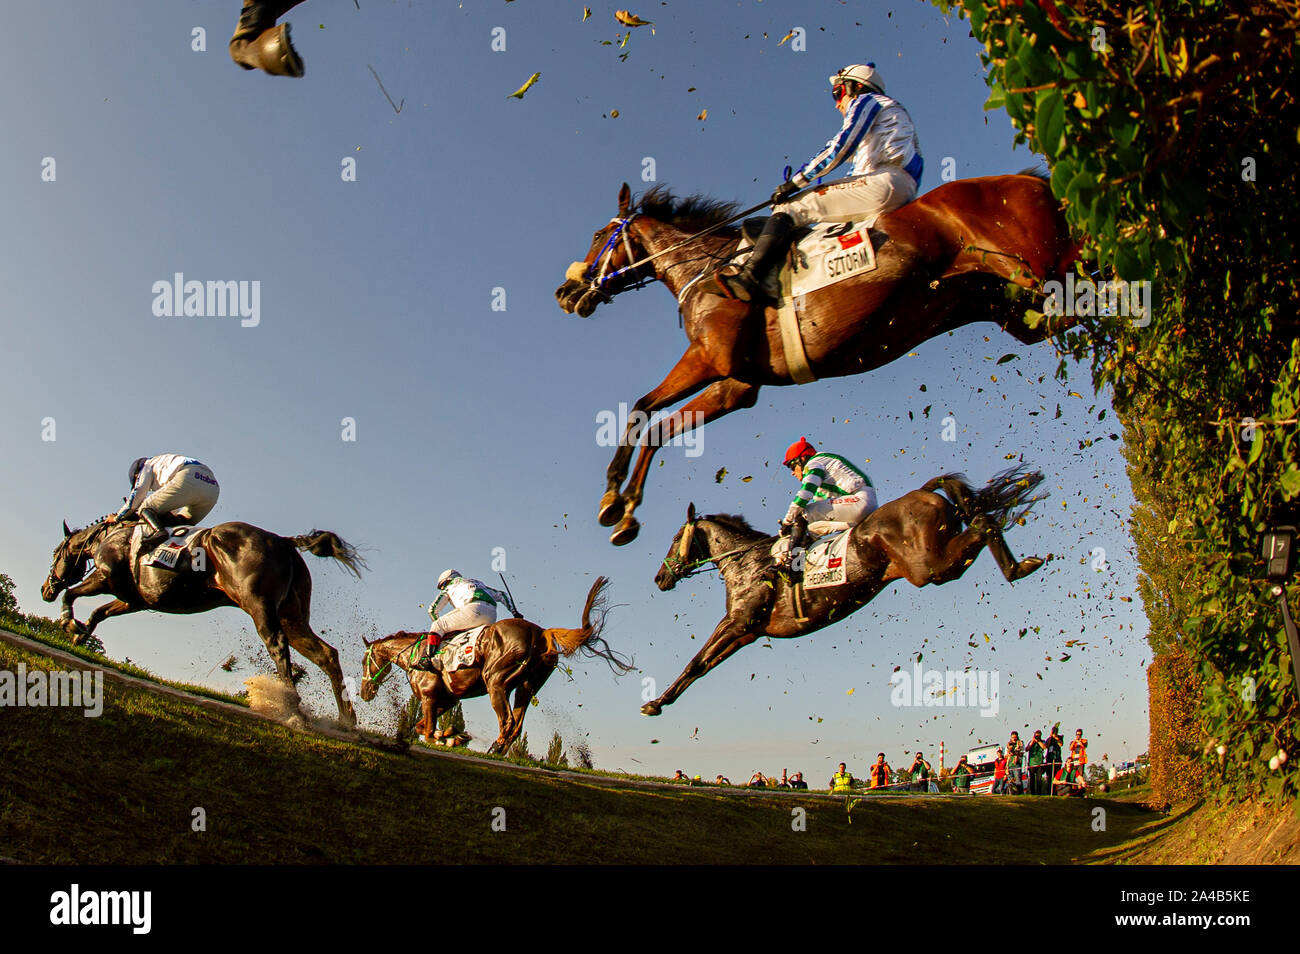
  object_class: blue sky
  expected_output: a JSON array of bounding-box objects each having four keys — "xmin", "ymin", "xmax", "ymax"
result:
[{"xmin": 1, "ymin": 0, "xmax": 1149, "ymax": 782}]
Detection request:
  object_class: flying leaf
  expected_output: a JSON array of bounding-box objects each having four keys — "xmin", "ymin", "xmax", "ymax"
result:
[
  {"xmin": 714, "ymin": 467, "xmax": 727, "ymax": 483},
  {"xmin": 741, "ymin": 475, "xmax": 753, "ymax": 482},
  {"xmin": 610, "ymin": 109, "xmax": 620, "ymax": 118},
  {"xmin": 777, "ymin": 28, "xmax": 796, "ymax": 45},
  {"xmin": 508, "ymin": 72, "xmax": 541, "ymax": 99},
  {"xmin": 847, "ymin": 687, "xmax": 855, "ymax": 695},
  {"xmin": 997, "ymin": 353, "xmax": 1019, "ymax": 364},
  {"xmin": 583, "ymin": 6, "xmax": 592, "ymax": 20},
  {"xmin": 615, "ymin": 9, "xmax": 655, "ymax": 33},
  {"xmin": 697, "ymin": 108, "xmax": 708, "ymax": 121}
]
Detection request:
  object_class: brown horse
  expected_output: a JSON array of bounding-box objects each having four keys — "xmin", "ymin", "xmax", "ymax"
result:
[
  {"xmin": 643, "ymin": 470, "xmax": 1044, "ymax": 715},
  {"xmin": 555, "ymin": 176, "xmax": 1079, "ymax": 545},
  {"xmin": 41, "ymin": 518, "xmax": 365, "ymax": 726},
  {"xmin": 359, "ymin": 577, "xmax": 632, "ymax": 754}
]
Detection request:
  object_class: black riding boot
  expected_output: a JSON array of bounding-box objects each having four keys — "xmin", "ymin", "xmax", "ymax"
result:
[
  {"xmin": 139, "ymin": 508, "xmax": 170, "ymax": 548},
  {"xmin": 715, "ymin": 213, "xmax": 795, "ymax": 302}
]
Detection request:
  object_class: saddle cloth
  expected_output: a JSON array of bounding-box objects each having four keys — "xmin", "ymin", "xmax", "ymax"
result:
[
  {"xmin": 734, "ymin": 220, "xmax": 879, "ymax": 385},
  {"xmin": 129, "ymin": 523, "xmax": 204, "ymax": 570},
  {"xmin": 737, "ymin": 218, "xmax": 879, "ymax": 299},
  {"xmin": 801, "ymin": 529, "xmax": 852, "ymax": 591},
  {"xmin": 437, "ymin": 624, "xmax": 489, "ymax": 672}
]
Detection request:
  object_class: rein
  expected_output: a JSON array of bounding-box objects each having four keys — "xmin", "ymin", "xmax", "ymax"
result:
[
  {"xmin": 585, "ymin": 196, "xmax": 773, "ymax": 299},
  {"xmin": 362, "ymin": 635, "xmax": 424, "ymax": 687},
  {"xmin": 661, "ymin": 520, "xmax": 765, "ymax": 580}
]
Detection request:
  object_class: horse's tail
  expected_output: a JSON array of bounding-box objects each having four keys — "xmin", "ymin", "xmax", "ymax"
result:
[
  {"xmin": 287, "ymin": 530, "xmax": 367, "ymax": 578},
  {"xmin": 542, "ymin": 576, "xmax": 634, "ymax": 674},
  {"xmin": 970, "ymin": 468, "xmax": 1047, "ymax": 530}
]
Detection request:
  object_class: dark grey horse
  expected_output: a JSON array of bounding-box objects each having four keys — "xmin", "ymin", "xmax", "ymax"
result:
[
  {"xmin": 42, "ymin": 518, "xmax": 365, "ymax": 726},
  {"xmin": 646, "ymin": 470, "xmax": 1045, "ymax": 715}
]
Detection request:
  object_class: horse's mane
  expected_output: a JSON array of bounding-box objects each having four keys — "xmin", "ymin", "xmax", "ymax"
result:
[
  {"xmin": 704, "ymin": 512, "xmax": 772, "ymax": 541},
  {"xmin": 1016, "ymin": 165, "xmax": 1050, "ymax": 181},
  {"xmin": 636, "ymin": 186, "xmax": 742, "ymax": 236}
]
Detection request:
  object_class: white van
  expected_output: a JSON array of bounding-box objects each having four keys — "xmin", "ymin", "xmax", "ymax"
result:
[{"xmin": 958, "ymin": 743, "xmax": 1029, "ymax": 795}]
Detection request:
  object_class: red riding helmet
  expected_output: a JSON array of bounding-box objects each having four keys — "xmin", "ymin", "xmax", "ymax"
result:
[{"xmin": 783, "ymin": 437, "xmax": 816, "ymax": 466}]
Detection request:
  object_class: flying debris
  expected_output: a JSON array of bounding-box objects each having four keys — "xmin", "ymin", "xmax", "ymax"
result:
[{"xmin": 509, "ymin": 72, "xmax": 541, "ymax": 99}]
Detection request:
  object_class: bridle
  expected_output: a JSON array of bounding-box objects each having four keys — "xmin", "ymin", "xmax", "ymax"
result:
[
  {"xmin": 361, "ymin": 635, "xmax": 425, "ymax": 691},
  {"xmin": 582, "ymin": 214, "xmax": 658, "ymax": 302},
  {"xmin": 660, "ymin": 517, "xmax": 760, "ymax": 581}
]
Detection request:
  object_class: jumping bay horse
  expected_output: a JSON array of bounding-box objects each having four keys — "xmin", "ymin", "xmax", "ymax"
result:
[
  {"xmin": 42, "ymin": 518, "xmax": 365, "ymax": 726},
  {"xmin": 644, "ymin": 470, "xmax": 1044, "ymax": 715},
  {"xmin": 555, "ymin": 175, "xmax": 1079, "ymax": 545},
  {"xmin": 359, "ymin": 576, "xmax": 632, "ymax": 754}
]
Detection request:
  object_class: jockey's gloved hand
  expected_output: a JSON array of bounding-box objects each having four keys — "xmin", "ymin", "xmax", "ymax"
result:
[
  {"xmin": 771, "ymin": 180, "xmax": 799, "ymax": 205},
  {"xmin": 778, "ymin": 520, "xmax": 792, "ymax": 537}
]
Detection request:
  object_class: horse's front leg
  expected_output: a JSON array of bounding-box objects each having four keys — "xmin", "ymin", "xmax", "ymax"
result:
[
  {"xmin": 642, "ymin": 614, "xmax": 760, "ymax": 715},
  {"xmin": 609, "ymin": 377, "xmax": 760, "ymax": 546},
  {"xmin": 83, "ymin": 599, "xmax": 141, "ymax": 636},
  {"xmin": 598, "ymin": 346, "xmax": 720, "ymax": 528},
  {"xmin": 58, "ymin": 569, "xmax": 114, "ymax": 636}
]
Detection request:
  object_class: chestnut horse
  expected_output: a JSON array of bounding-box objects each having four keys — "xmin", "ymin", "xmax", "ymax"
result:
[
  {"xmin": 42, "ymin": 518, "xmax": 365, "ymax": 726},
  {"xmin": 555, "ymin": 175, "xmax": 1078, "ymax": 545},
  {"xmin": 645, "ymin": 470, "xmax": 1045, "ymax": 715},
  {"xmin": 359, "ymin": 576, "xmax": 632, "ymax": 753}
]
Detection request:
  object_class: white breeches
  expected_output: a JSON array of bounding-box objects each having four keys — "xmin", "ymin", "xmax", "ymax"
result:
[
  {"xmin": 430, "ymin": 602, "xmax": 497, "ymax": 637},
  {"xmin": 782, "ymin": 165, "xmax": 918, "ymax": 229},
  {"xmin": 141, "ymin": 464, "xmax": 220, "ymax": 524},
  {"xmin": 804, "ymin": 489, "xmax": 878, "ymax": 536}
]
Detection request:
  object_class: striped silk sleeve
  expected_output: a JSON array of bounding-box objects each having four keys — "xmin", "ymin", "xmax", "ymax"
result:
[{"xmin": 794, "ymin": 94, "xmax": 881, "ymax": 186}]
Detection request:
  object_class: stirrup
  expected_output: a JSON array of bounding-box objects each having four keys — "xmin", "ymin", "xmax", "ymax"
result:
[{"xmin": 706, "ymin": 266, "xmax": 758, "ymax": 302}]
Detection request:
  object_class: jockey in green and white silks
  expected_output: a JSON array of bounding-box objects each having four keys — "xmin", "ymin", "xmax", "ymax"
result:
[
  {"xmin": 426, "ymin": 569, "xmax": 519, "ymax": 656},
  {"xmin": 106, "ymin": 454, "xmax": 220, "ymax": 544},
  {"xmin": 780, "ymin": 437, "xmax": 878, "ymax": 538}
]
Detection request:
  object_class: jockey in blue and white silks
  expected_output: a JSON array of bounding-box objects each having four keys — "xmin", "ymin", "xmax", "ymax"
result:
[
  {"xmin": 713, "ymin": 62, "xmax": 924, "ymax": 303},
  {"xmin": 780, "ymin": 437, "xmax": 878, "ymax": 538},
  {"xmin": 106, "ymin": 454, "xmax": 220, "ymax": 544},
  {"xmin": 425, "ymin": 569, "xmax": 521, "ymax": 660}
]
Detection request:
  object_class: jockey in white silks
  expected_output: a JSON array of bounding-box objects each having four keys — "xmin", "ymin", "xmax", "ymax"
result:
[
  {"xmin": 105, "ymin": 454, "xmax": 221, "ymax": 546},
  {"xmin": 777, "ymin": 437, "xmax": 879, "ymax": 558},
  {"xmin": 424, "ymin": 569, "xmax": 521, "ymax": 663},
  {"xmin": 713, "ymin": 62, "xmax": 924, "ymax": 302}
]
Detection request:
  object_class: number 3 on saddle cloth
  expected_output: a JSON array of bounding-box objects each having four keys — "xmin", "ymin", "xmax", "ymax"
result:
[
  {"xmin": 414, "ymin": 626, "xmax": 489, "ymax": 673},
  {"xmin": 770, "ymin": 530, "xmax": 851, "ymax": 591}
]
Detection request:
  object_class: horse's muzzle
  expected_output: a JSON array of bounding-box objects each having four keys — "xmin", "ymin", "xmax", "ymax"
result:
[
  {"xmin": 40, "ymin": 580, "xmax": 59, "ymax": 602},
  {"xmin": 654, "ymin": 568, "xmax": 677, "ymax": 592}
]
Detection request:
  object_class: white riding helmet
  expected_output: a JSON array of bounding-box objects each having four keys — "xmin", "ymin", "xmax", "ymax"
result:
[
  {"xmin": 437, "ymin": 569, "xmax": 461, "ymax": 590},
  {"xmin": 829, "ymin": 62, "xmax": 885, "ymax": 96},
  {"xmin": 128, "ymin": 457, "xmax": 148, "ymax": 486}
]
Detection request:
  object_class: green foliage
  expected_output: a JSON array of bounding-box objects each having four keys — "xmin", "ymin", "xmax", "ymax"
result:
[
  {"xmin": 0, "ymin": 574, "xmax": 16, "ymax": 615},
  {"xmin": 506, "ymin": 731, "xmax": 531, "ymax": 762},
  {"xmin": 936, "ymin": 0, "xmax": 1300, "ymax": 802},
  {"xmin": 545, "ymin": 730, "xmax": 568, "ymax": 766},
  {"xmin": 437, "ymin": 701, "xmax": 466, "ymax": 736}
]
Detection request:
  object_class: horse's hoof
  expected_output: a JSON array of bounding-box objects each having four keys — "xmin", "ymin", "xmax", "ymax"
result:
[
  {"xmin": 610, "ymin": 517, "xmax": 641, "ymax": 547},
  {"xmin": 487, "ymin": 742, "xmax": 503, "ymax": 755},
  {"xmin": 1014, "ymin": 557, "xmax": 1044, "ymax": 580},
  {"xmin": 641, "ymin": 702, "xmax": 662, "ymax": 716},
  {"xmin": 229, "ymin": 23, "xmax": 304, "ymax": 77},
  {"xmin": 597, "ymin": 492, "xmax": 625, "ymax": 527}
]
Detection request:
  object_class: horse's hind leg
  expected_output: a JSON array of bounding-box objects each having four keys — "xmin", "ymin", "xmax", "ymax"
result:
[
  {"xmin": 280, "ymin": 574, "xmax": 357, "ymax": 727},
  {"xmin": 971, "ymin": 515, "xmax": 1043, "ymax": 582}
]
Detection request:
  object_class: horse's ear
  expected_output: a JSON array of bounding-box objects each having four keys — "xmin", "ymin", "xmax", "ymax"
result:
[
  {"xmin": 63, "ymin": 520, "xmax": 72, "ymax": 538},
  {"xmin": 361, "ymin": 636, "xmax": 371, "ymax": 647},
  {"xmin": 686, "ymin": 502, "xmax": 696, "ymax": 522},
  {"xmin": 618, "ymin": 182, "xmax": 632, "ymax": 216}
]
